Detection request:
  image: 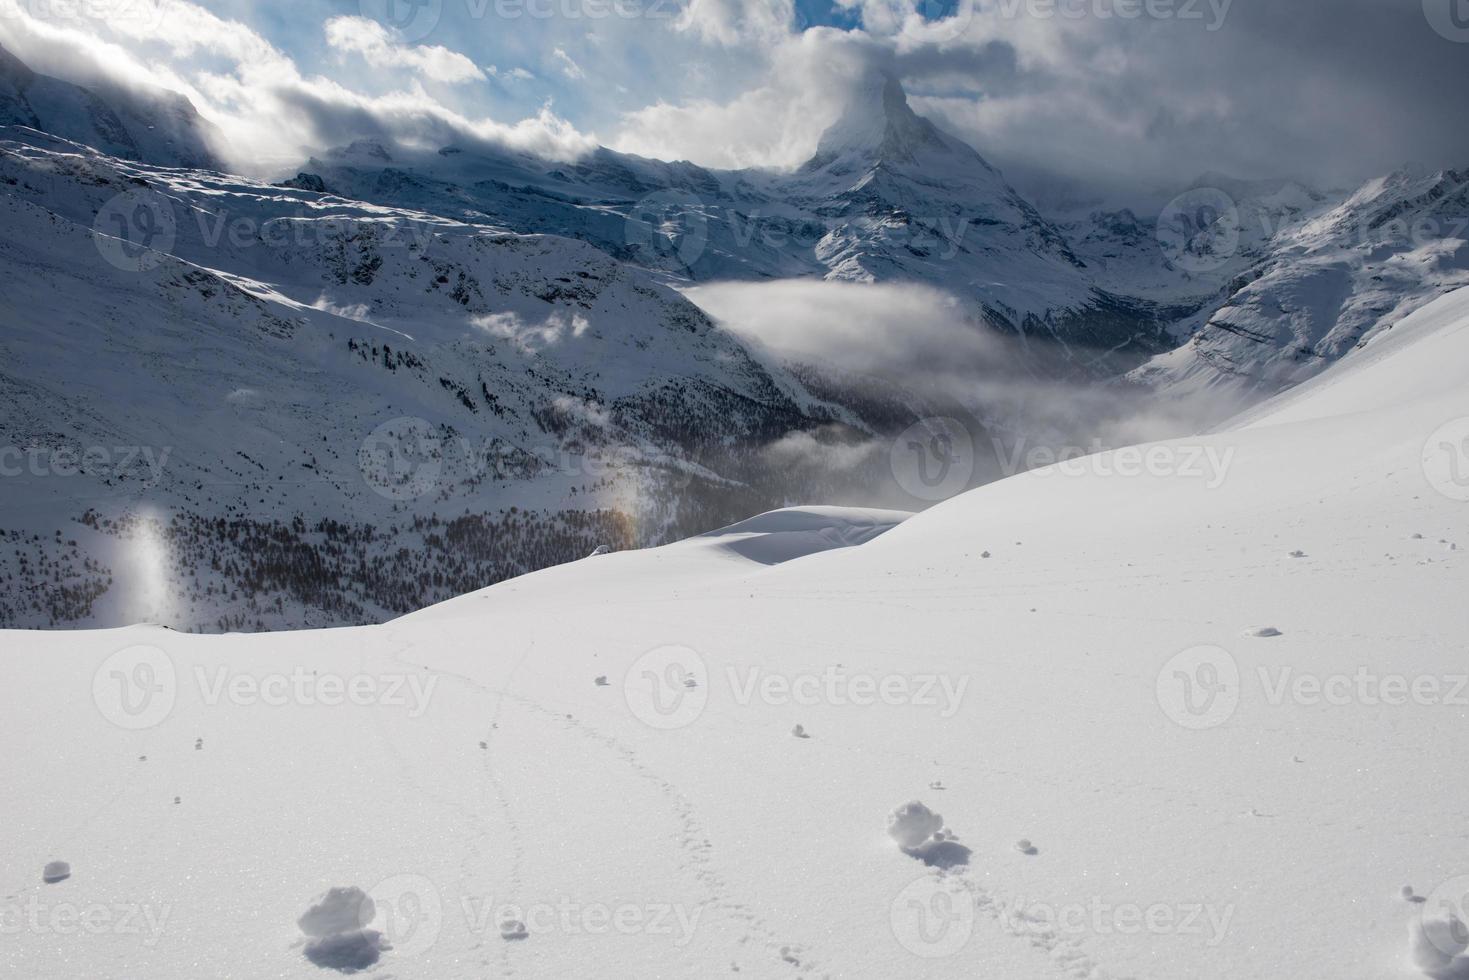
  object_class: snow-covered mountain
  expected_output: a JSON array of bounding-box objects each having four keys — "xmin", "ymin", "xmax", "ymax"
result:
[
  {"xmin": 0, "ymin": 125, "xmax": 971, "ymax": 630},
  {"xmin": 302, "ymin": 72, "xmax": 1469, "ymax": 398},
  {"xmin": 1, "ymin": 38, "xmax": 1465, "ymax": 633},
  {"xmin": 5, "ymin": 282, "xmax": 1466, "ymax": 979},
  {"xmin": 302, "ymin": 74, "xmax": 1186, "ymax": 377},
  {"xmin": 1126, "ymin": 166, "xmax": 1469, "ymax": 407},
  {"xmin": 0, "ymin": 42, "xmax": 219, "ymax": 170}
]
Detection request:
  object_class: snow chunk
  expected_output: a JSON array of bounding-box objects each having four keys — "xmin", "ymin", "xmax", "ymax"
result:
[
  {"xmin": 500, "ymin": 918, "xmax": 528, "ymax": 941},
  {"xmin": 299, "ymin": 887, "xmax": 386, "ymax": 972},
  {"xmin": 1242, "ymin": 626, "xmax": 1283, "ymax": 638},
  {"xmin": 42, "ymin": 861, "xmax": 70, "ymax": 884},
  {"xmin": 887, "ymin": 801, "xmax": 943, "ymax": 849},
  {"xmin": 304, "ymin": 930, "xmax": 386, "ymax": 972},
  {"xmin": 1408, "ymin": 911, "xmax": 1469, "ymax": 977},
  {"xmin": 299, "ymin": 886, "xmax": 374, "ymax": 938}
]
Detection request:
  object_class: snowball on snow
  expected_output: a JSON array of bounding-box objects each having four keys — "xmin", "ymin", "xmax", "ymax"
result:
[
  {"xmin": 299, "ymin": 886, "xmax": 375, "ymax": 938},
  {"xmin": 42, "ymin": 861, "xmax": 70, "ymax": 884},
  {"xmin": 887, "ymin": 801, "xmax": 943, "ymax": 849}
]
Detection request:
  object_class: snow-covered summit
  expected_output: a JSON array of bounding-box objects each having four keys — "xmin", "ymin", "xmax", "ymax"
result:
[
  {"xmin": 802, "ymin": 72, "xmax": 979, "ymax": 175},
  {"xmin": 0, "ymin": 43, "xmax": 220, "ymax": 170}
]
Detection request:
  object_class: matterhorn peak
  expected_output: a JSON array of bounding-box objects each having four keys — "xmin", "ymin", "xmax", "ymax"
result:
[{"xmin": 802, "ymin": 71, "xmax": 991, "ymax": 176}]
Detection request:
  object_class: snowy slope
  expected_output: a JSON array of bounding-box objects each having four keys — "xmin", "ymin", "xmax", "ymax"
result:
[{"xmin": 4, "ymin": 287, "xmax": 1466, "ymax": 978}]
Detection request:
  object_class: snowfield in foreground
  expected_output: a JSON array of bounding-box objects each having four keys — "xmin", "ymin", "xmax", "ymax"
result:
[{"xmin": 4, "ymin": 289, "xmax": 1469, "ymax": 978}]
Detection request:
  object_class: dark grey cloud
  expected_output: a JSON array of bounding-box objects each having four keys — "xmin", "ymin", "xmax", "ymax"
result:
[{"xmin": 901, "ymin": 0, "xmax": 1469, "ymax": 205}]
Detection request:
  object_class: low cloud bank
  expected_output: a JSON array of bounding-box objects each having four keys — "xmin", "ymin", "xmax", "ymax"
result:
[{"xmin": 686, "ymin": 279, "xmax": 1241, "ymax": 508}]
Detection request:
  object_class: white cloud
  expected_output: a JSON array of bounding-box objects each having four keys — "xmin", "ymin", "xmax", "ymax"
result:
[
  {"xmin": 613, "ymin": 28, "xmax": 886, "ymax": 170},
  {"xmin": 685, "ymin": 278, "xmax": 1237, "ymax": 469},
  {"xmin": 472, "ymin": 310, "xmax": 591, "ymax": 353},
  {"xmin": 551, "ymin": 47, "xmax": 585, "ymax": 81},
  {"xmin": 0, "ymin": 0, "xmax": 1462, "ymax": 200},
  {"xmin": 675, "ymin": 0, "xmax": 796, "ymax": 46},
  {"xmin": 323, "ymin": 17, "xmax": 485, "ymax": 85},
  {"xmin": 0, "ymin": 0, "xmax": 596, "ymax": 175}
]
